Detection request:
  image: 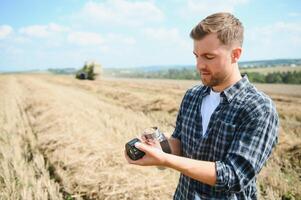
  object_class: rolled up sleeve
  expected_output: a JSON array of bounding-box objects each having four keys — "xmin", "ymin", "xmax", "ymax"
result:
[{"xmin": 215, "ymin": 102, "xmax": 279, "ymax": 192}]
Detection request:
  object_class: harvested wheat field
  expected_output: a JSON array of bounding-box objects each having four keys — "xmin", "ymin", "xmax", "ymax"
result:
[{"xmin": 0, "ymin": 74, "xmax": 300, "ymax": 200}]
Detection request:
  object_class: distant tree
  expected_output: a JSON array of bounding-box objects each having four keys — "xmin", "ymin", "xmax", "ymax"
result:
[
  {"xmin": 286, "ymin": 71, "xmax": 301, "ymax": 84},
  {"xmin": 266, "ymin": 72, "xmax": 282, "ymax": 83},
  {"xmin": 111, "ymin": 66, "xmax": 301, "ymax": 84},
  {"xmin": 245, "ymin": 72, "xmax": 265, "ymax": 83}
]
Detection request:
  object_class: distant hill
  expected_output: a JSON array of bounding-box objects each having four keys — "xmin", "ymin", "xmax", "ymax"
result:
[
  {"xmin": 103, "ymin": 58, "xmax": 301, "ymax": 76},
  {"xmin": 48, "ymin": 68, "xmax": 77, "ymax": 74},
  {"xmin": 239, "ymin": 58, "xmax": 301, "ymax": 68}
]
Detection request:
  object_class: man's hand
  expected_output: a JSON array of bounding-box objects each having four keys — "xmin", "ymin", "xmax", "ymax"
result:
[
  {"xmin": 125, "ymin": 142, "xmax": 168, "ymax": 166},
  {"xmin": 124, "ymin": 139, "xmax": 217, "ymax": 186}
]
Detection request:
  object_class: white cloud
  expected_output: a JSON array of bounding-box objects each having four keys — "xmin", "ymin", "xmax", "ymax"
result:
[
  {"xmin": 273, "ymin": 22, "xmax": 301, "ymax": 34},
  {"xmin": 4, "ymin": 46, "xmax": 24, "ymax": 55},
  {"xmin": 75, "ymin": 0, "xmax": 164, "ymax": 26},
  {"xmin": 143, "ymin": 27, "xmax": 190, "ymax": 49},
  {"xmin": 144, "ymin": 27, "xmax": 179, "ymax": 40},
  {"xmin": 243, "ymin": 21, "xmax": 301, "ymax": 60},
  {"xmin": 67, "ymin": 31, "xmax": 104, "ymax": 46},
  {"xmin": 123, "ymin": 37, "xmax": 136, "ymax": 45},
  {"xmin": 19, "ymin": 23, "xmax": 69, "ymax": 38},
  {"xmin": 0, "ymin": 25, "xmax": 13, "ymax": 39},
  {"xmin": 248, "ymin": 21, "xmax": 301, "ymax": 44},
  {"xmin": 48, "ymin": 23, "xmax": 70, "ymax": 32},
  {"xmin": 106, "ymin": 33, "xmax": 136, "ymax": 45},
  {"xmin": 20, "ymin": 25, "xmax": 49, "ymax": 38},
  {"xmin": 182, "ymin": 0, "xmax": 248, "ymax": 18},
  {"xmin": 13, "ymin": 36, "xmax": 31, "ymax": 44},
  {"xmin": 288, "ymin": 12, "xmax": 301, "ymax": 17}
]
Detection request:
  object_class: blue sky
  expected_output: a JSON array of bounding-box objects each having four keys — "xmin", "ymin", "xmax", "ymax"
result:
[{"xmin": 0, "ymin": 0, "xmax": 301, "ymax": 71}]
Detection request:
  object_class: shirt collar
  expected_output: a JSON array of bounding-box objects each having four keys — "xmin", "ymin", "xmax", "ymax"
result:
[
  {"xmin": 200, "ymin": 75, "xmax": 250, "ymax": 103},
  {"xmin": 200, "ymin": 86, "xmax": 211, "ymax": 97},
  {"xmin": 221, "ymin": 75, "xmax": 250, "ymax": 103}
]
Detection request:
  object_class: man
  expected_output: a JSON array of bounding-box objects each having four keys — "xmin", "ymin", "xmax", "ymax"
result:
[{"xmin": 125, "ymin": 12, "xmax": 279, "ymax": 199}]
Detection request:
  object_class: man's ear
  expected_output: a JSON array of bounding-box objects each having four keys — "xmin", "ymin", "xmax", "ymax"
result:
[{"xmin": 231, "ymin": 47, "xmax": 242, "ymax": 63}]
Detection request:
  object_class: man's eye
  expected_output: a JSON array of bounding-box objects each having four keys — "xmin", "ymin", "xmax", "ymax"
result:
[{"xmin": 205, "ymin": 55, "xmax": 215, "ymax": 60}]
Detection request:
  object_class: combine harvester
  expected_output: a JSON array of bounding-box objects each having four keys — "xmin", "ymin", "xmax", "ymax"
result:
[{"xmin": 75, "ymin": 61, "xmax": 102, "ymax": 80}]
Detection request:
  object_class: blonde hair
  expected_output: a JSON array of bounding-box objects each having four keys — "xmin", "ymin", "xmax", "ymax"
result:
[{"xmin": 190, "ymin": 12, "xmax": 244, "ymax": 46}]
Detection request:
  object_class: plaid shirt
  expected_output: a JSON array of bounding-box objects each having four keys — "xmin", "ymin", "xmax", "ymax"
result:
[{"xmin": 172, "ymin": 76, "xmax": 279, "ymax": 200}]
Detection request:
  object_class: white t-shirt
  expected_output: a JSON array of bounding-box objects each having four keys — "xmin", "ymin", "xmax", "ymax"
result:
[
  {"xmin": 201, "ymin": 89, "xmax": 221, "ymax": 136},
  {"xmin": 195, "ymin": 89, "xmax": 221, "ymax": 200}
]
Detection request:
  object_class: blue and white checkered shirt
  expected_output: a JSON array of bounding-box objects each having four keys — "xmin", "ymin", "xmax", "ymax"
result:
[{"xmin": 172, "ymin": 76, "xmax": 279, "ymax": 199}]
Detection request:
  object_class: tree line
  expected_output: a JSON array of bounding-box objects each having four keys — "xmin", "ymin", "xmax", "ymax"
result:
[
  {"xmin": 117, "ymin": 68, "xmax": 301, "ymax": 84},
  {"xmin": 245, "ymin": 71, "xmax": 301, "ymax": 84}
]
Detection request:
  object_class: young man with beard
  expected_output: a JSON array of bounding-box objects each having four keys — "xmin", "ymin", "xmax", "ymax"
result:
[{"xmin": 125, "ymin": 12, "xmax": 279, "ymax": 199}]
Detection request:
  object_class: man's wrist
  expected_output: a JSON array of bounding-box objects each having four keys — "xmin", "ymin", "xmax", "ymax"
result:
[{"xmin": 161, "ymin": 152, "xmax": 174, "ymax": 168}]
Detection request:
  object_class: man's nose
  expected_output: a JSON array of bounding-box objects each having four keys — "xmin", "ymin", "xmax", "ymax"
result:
[{"xmin": 196, "ymin": 58, "xmax": 206, "ymax": 70}]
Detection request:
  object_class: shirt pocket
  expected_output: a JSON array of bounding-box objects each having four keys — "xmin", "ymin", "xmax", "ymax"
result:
[
  {"xmin": 213, "ymin": 120, "xmax": 237, "ymax": 148},
  {"xmin": 221, "ymin": 120, "xmax": 236, "ymax": 139}
]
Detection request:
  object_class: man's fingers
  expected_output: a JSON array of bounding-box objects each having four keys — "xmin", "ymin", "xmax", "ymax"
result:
[
  {"xmin": 135, "ymin": 142, "xmax": 151, "ymax": 153},
  {"xmin": 140, "ymin": 135, "xmax": 155, "ymax": 145},
  {"xmin": 141, "ymin": 134, "xmax": 147, "ymax": 141}
]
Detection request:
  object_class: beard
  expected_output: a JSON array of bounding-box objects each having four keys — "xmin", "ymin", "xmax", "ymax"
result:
[{"xmin": 199, "ymin": 71, "xmax": 226, "ymax": 87}]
